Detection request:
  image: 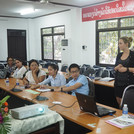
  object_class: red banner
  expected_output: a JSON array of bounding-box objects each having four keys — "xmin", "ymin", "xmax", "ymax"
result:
[{"xmin": 82, "ymin": 0, "xmax": 134, "ymax": 22}]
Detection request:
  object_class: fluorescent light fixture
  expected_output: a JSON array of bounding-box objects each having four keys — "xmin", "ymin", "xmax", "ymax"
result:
[{"xmin": 20, "ymin": 8, "xmax": 38, "ymax": 15}]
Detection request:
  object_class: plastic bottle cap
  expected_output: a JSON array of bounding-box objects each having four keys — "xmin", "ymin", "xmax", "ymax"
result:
[{"xmin": 124, "ymin": 104, "xmax": 127, "ymax": 107}]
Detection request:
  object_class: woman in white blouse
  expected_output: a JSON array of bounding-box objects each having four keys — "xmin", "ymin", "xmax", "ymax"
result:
[
  {"xmin": 23, "ymin": 59, "xmax": 46, "ymax": 85},
  {"xmin": 12, "ymin": 58, "xmax": 27, "ymax": 79}
]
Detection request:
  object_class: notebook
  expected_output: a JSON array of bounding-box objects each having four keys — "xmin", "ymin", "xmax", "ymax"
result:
[{"xmin": 75, "ymin": 92, "xmax": 116, "ymax": 117}]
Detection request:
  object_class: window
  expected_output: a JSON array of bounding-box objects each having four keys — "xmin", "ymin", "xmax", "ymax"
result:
[
  {"xmin": 96, "ymin": 17, "xmax": 134, "ymax": 66},
  {"xmin": 41, "ymin": 26, "xmax": 65, "ymax": 61}
]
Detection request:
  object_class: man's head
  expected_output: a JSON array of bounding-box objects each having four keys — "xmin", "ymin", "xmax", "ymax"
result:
[{"xmin": 69, "ymin": 63, "xmax": 80, "ymax": 79}]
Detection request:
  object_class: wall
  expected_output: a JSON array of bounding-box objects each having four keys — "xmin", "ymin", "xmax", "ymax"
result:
[
  {"xmin": 0, "ymin": 8, "xmax": 96, "ymax": 66},
  {"xmin": 0, "ymin": 17, "xmax": 29, "ymax": 60},
  {"xmin": 29, "ymin": 8, "xmax": 96, "ymax": 66}
]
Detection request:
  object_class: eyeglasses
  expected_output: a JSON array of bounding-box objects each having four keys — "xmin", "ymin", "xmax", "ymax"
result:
[{"xmin": 70, "ymin": 70, "xmax": 79, "ymax": 74}]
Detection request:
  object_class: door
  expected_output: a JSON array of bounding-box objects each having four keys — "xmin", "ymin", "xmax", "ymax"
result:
[{"xmin": 7, "ymin": 29, "xmax": 27, "ymax": 61}]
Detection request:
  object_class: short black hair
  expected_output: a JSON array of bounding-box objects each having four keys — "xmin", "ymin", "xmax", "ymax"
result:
[
  {"xmin": 48, "ymin": 64, "xmax": 59, "ymax": 71},
  {"xmin": 69, "ymin": 63, "xmax": 80, "ymax": 72},
  {"xmin": 29, "ymin": 59, "xmax": 39, "ymax": 68}
]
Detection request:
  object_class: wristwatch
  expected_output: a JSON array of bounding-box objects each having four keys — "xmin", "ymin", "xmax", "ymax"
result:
[{"xmin": 127, "ymin": 67, "xmax": 129, "ymax": 72}]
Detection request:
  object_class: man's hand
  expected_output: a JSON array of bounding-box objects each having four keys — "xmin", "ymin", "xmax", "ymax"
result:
[
  {"xmin": 54, "ymin": 87, "xmax": 61, "ymax": 92},
  {"xmin": 40, "ymin": 85, "xmax": 48, "ymax": 89}
]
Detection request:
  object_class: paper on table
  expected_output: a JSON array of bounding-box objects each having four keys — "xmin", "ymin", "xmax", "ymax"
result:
[
  {"xmin": 36, "ymin": 89, "xmax": 51, "ymax": 92},
  {"xmin": 25, "ymin": 89, "xmax": 40, "ymax": 94},
  {"xmin": 106, "ymin": 115, "xmax": 134, "ymax": 129}
]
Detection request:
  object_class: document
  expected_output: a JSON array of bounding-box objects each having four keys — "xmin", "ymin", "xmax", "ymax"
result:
[
  {"xmin": 36, "ymin": 89, "xmax": 51, "ymax": 92},
  {"xmin": 106, "ymin": 115, "xmax": 134, "ymax": 129}
]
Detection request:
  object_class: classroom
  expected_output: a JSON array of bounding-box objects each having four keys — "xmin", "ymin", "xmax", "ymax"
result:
[{"xmin": 0, "ymin": 0, "xmax": 134, "ymax": 134}]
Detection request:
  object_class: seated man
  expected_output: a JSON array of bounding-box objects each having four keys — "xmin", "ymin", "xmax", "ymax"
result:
[{"xmin": 55, "ymin": 63, "xmax": 89, "ymax": 96}]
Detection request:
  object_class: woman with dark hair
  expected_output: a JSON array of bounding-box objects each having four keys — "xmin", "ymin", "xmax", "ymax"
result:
[
  {"xmin": 23, "ymin": 59, "xmax": 46, "ymax": 85},
  {"xmin": 31, "ymin": 64, "xmax": 66, "ymax": 89},
  {"xmin": 114, "ymin": 36, "xmax": 134, "ymax": 106},
  {"xmin": 12, "ymin": 58, "xmax": 27, "ymax": 79},
  {"xmin": 5, "ymin": 57, "xmax": 16, "ymax": 77}
]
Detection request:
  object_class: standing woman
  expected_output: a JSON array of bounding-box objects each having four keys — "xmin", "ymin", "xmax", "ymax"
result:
[
  {"xmin": 114, "ymin": 36, "xmax": 134, "ymax": 106},
  {"xmin": 12, "ymin": 58, "xmax": 27, "ymax": 79},
  {"xmin": 5, "ymin": 57, "xmax": 16, "ymax": 77},
  {"xmin": 23, "ymin": 59, "xmax": 46, "ymax": 85}
]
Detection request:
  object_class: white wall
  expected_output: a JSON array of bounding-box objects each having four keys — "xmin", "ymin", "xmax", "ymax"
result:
[
  {"xmin": 29, "ymin": 8, "xmax": 96, "ymax": 66},
  {"xmin": 0, "ymin": 9, "xmax": 96, "ymax": 66},
  {"xmin": 0, "ymin": 17, "xmax": 29, "ymax": 60}
]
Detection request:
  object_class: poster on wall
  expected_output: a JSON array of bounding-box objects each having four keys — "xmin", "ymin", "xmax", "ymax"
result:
[{"xmin": 82, "ymin": 0, "xmax": 134, "ymax": 22}]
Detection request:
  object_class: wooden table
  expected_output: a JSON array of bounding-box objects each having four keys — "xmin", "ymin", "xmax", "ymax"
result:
[
  {"xmin": 93, "ymin": 79, "xmax": 114, "ymax": 88},
  {"xmin": 0, "ymin": 78, "xmax": 134, "ymax": 134}
]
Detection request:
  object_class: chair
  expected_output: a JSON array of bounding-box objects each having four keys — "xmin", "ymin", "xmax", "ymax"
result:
[
  {"xmin": 101, "ymin": 69, "xmax": 110, "ymax": 78},
  {"xmin": 83, "ymin": 68, "xmax": 95, "ymax": 77},
  {"xmin": 106, "ymin": 66, "xmax": 115, "ymax": 78},
  {"xmin": 0, "ymin": 63, "xmax": 7, "ymax": 79},
  {"xmin": 80, "ymin": 67, "xmax": 86, "ymax": 74},
  {"xmin": 121, "ymin": 85, "xmax": 134, "ymax": 113},
  {"xmin": 61, "ymin": 64, "xmax": 68, "ymax": 72},
  {"xmin": 87, "ymin": 77, "xmax": 95, "ymax": 97},
  {"xmin": 81, "ymin": 64, "xmax": 91, "ymax": 70},
  {"xmin": 94, "ymin": 68, "xmax": 103, "ymax": 77},
  {"xmin": 0, "ymin": 63, "xmax": 5, "ymax": 69}
]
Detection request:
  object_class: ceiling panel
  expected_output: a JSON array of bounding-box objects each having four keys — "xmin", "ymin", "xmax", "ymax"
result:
[{"xmin": 0, "ymin": 0, "xmax": 116, "ymax": 18}]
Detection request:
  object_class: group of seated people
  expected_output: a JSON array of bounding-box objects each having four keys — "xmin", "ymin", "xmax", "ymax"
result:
[{"xmin": 5, "ymin": 57, "xmax": 90, "ymax": 96}]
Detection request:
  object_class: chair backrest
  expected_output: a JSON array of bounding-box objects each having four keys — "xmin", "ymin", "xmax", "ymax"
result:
[
  {"xmin": 121, "ymin": 85, "xmax": 134, "ymax": 113},
  {"xmin": 83, "ymin": 68, "xmax": 95, "ymax": 77},
  {"xmin": 87, "ymin": 77, "xmax": 95, "ymax": 97},
  {"xmin": 0, "ymin": 63, "xmax": 7, "ymax": 79},
  {"xmin": 101, "ymin": 69, "xmax": 110, "ymax": 78},
  {"xmin": 94, "ymin": 68, "xmax": 103, "ymax": 77},
  {"xmin": 81, "ymin": 64, "xmax": 91, "ymax": 70},
  {"xmin": 61, "ymin": 64, "xmax": 68, "ymax": 72},
  {"xmin": 0, "ymin": 63, "xmax": 5, "ymax": 69},
  {"xmin": 80, "ymin": 67, "xmax": 86, "ymax": 74}
]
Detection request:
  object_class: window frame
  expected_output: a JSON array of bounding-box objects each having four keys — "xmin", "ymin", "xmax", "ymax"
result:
[
  {"xmin": 96, "ymin": 16, "xmax": 134, "ymax": 67},
  {"xmin": 41, "ymin": 25, "xmax": 65, "ymax": 62}
]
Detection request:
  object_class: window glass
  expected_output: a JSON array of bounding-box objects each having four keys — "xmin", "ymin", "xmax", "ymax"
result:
[
  {"xmin": 42, "ymin": 28, "xmax": 52, "ymax": 34},
  {"xmin": 98, "ymin": 19, "xmax": 117, "ymax": 29},
  {"xmin": 54, "ymin": 35, "xmax": 64, "ymax": 60},
  {"xmin": 41, "ymin": 26, "xmax": 65, "ymax": 61},
  {"xmin": 99, "ymin": 31, "xmax": 118, "ymax": 65},
  {"xmin": 43, "ymin": 36, "xmax": 53, "ymax": 59},
  {"xmin": 120, "ymin": 18, "xmax": 134, "ymax": 27},
  {"xmin": 97, "ymin": 17, "xmax": 134, "ymax": 66},
  {"xmin": 54, "ymin": 26, "xmax": 64, "ymax": 33}
]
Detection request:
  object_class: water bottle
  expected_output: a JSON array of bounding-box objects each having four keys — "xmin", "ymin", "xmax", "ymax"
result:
[
  {"xmin": 122, "ymin": 104, "xmax": 128, "ymax": 119},
  {"xmin": 16, "ymin": 79, "xmax": 19, "ymax": 87},
  {"xmin": 5, "ymin": 78, "xmax": 9, "ymax": 86}
]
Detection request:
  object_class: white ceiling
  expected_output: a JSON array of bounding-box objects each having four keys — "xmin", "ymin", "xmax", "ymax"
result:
[{"xmin": 0, "ymin": 0, "xmax": 116, "ymax": 18}]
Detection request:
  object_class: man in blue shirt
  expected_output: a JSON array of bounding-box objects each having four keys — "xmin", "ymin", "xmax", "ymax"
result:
[{"xmin": 55, "ymin": 63, "xmax": 89, "ymax": 96}]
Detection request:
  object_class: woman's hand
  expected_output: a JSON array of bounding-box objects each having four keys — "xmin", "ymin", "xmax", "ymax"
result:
[
  {"xmin": 114, "ymin": 64, "xmax": 122, "ymax": 71},
  {"xmin": 31, "ymin": 84, "xmax": 39, "ymax": 89},
  {"xmin": 33, "ymin": 68, "xmax": 39, "ymax": 75},
  {"xmin": 118, "ymin": 66, "xmax": 127, "ymax": 72}
]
